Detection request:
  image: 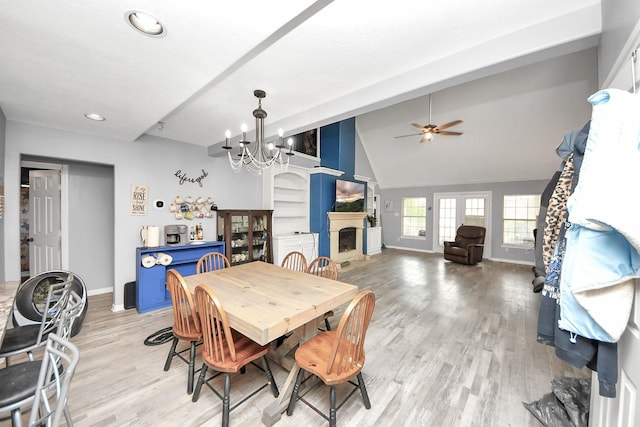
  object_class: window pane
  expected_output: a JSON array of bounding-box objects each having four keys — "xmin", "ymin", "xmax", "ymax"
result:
[
  {"xmin": 502, "ymin": 194, "xmax": 540, "ymax": 245},
  {"xmin": 402, "ymin": 197, "xmax": 427, "ymax": 237}
]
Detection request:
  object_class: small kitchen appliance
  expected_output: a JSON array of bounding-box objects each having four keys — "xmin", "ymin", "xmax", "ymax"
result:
[{"xmin": 165, "ymin": 224, "xmax": 188, "ymax": 246}]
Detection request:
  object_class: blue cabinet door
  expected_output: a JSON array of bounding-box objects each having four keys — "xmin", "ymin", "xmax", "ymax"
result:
[{"xmin": 135, "ymin": 242, "xmax": 225, "ymax": 313}]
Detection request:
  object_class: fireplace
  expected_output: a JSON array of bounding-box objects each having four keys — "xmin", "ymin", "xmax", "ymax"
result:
[
  {"xmin": 327, "ymin": 212, "xmax": 367, "ymax": 263},
  {"xmin": 339, "ymin": 227, "xmax": 357, "ymax": 252}
]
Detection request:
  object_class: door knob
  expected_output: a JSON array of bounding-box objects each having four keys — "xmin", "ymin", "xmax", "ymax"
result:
[{"xmin": 26, "ymin": 237, "xmax": 34, "ymax": 242}]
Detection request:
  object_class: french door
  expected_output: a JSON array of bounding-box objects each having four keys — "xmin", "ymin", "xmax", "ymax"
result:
[{"xmin": 433, "ymin": 191, "xmax": 491, "ymax": 257}]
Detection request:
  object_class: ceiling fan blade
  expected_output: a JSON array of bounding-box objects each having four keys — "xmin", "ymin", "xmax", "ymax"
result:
[
  {"xmin": 436, "ymin": 131, "xmax": 463, "ymax": 136},
  {"xmin": 411, "ymin": 123, "xmax": 427, "ymax": 130},
  {"xmin": 394, "ymin": 133, "xmax": 423, "ymax": 139},
  {"xmin": 434, "ymin": 120, "xmax": 463, "ymax": 131}
]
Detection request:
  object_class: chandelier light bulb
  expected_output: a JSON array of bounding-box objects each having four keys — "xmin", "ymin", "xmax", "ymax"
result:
[
  {"xmin": 225, "ymin": 129, "xmax": 231, "ymax": 139},
  {"xmin": 268, "ymin": 142, "xmax": 274, "ymax": 150},
  {"xmin": 287, "ymin": 138, "xmax": 293, "ymax": 146},
  {"xmin": 278, "ymin": 128, "xmax": 284, "ymax": 137},
  {"xmin": 241, "ymin": 123, "xmax": 248, "ymax": 132}
]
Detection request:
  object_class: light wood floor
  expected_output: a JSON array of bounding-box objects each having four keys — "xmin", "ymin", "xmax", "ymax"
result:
[{"xmin": 2, "ymin": 249, "xmax": 588, "ymax": 426}]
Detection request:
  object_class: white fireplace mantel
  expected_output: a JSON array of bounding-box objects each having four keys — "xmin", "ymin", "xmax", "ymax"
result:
[{"xmin": 327, "ymin": 212, "xmax": 367, "ymax": 263}]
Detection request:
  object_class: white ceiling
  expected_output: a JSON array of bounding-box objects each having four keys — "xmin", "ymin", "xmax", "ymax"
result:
[{"xmin": 0, "ymin": 1, "xmax": 602, "ymax": 188}]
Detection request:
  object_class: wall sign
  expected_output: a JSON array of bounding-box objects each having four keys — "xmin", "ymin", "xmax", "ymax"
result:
[
  {"xmin": 130, "ymin": 184, "xmax": 148, "ymax": 215},
  {"xmin": 175, "ymin": 169, "xmax": 208, "ymax": 187}
]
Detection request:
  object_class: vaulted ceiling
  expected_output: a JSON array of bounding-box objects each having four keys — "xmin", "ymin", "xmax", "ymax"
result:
[{"xmin": 0, "ymin": 1, "xmax": 601, "ymax": 188}]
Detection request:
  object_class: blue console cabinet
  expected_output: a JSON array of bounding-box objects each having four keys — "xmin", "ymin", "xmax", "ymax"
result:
[{"xmin": 135, "ymin": 241, "xmax": 225, "ymax": 313}]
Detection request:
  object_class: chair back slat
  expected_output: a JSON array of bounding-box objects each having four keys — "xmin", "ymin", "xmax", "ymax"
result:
[
  {"xmin": 166, "ymin": 269, "xmax": 201, "ymax": 336},
  {"xmin": 28, "ymin": 333, "xmax": 80, "ymax": 427},
  {"xmin": 327, "ymin": 290, "xmax": 375, "ymax": 376},
  {"xmin": 56, "ymin": 290, "xmax": 83, "ymax": 340},
  {"xmin": 306, "ymin": 256, "xmax": 338, "ymax": 280},
  {"xmin": 281, "ymin": 251, "xmax": 308, "ymax": 272},
  {"xmin": 196, "ymin": 252, "xmax": 230, "ymax": 273},
  {"xmin": 37, "ymin": 273, "xmax": 75, "ymax": 346},
  {"xmin": 194, "ymin": 285, "xmax": 236, "ymax": 364}
]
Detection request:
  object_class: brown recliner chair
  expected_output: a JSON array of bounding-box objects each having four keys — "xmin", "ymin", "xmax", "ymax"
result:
[{"xmin": 443, "ymin": 225, "xmax": 486, "ymax": 265}]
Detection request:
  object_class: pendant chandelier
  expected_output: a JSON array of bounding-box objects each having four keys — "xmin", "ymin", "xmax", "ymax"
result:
[{"xmin": 223, "ymin": 89, "xmax": 294, "ymax": 174}]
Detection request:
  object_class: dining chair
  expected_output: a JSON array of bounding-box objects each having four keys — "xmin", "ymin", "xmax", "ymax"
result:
[
  {"xmin": 286, "ymin": 290, "xmax": 376, "ymax": 427},
  {"xmin": 192, "ymin": 285, "xmax": 279, "ymax": 427},
  {"xmin": 164, "ymin": 269, "xmax": 203, "ymax": 395},
  {"xmin": 196, "ymin": 252, "xmax": 230, "ymax": 273},
  {"xmin": 281, "ymin": 251, "xmax": 308, "ymax": 272},
  {"xmin": 0, "ymin": 291, "xmax": 83, "ymax": 427},
  {"xmin": 306, "ymin": 256, "xmax": 338, "ymax": 280},
  {"xmin": 0, "ymin": 273, "xmax": 74, "ymax": 365},
  {"xmin": 306, "ymin": 256, "xmax": 339, "ymax": 330}
]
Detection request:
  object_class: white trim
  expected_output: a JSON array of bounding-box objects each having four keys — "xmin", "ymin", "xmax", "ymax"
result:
[
  {"xmin": 87, "ymin": 287, "xmax": 114, "ymax": 296},
  {"xmin": 432, "ymin": 191, "xmax": 492, "ymax": 258},
  {"xmin": 308, "ymin": 167, "xmax": 344, "ymax": 176},
  {"xmin": 111, "ymin": 304, "xmax": 125, "ymax": 312},
  {"xmin": 602, "ymin": 18, "xmax": 640, "ymax": 91},
  {"xmin": 383, "ymin": 245, "xmax": 434, "ymax": 254},
  {"xmin": 60, "ymin": 165, "xmax": 69, "ymax": 271}
]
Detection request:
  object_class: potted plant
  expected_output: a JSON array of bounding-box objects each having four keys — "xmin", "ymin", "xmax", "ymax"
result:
[{"xmin": 367, "ymin": 215, "xmax": 377, "ymax": 227}]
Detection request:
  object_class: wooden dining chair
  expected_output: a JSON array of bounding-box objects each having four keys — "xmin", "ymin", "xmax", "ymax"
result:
[
  {"xmin": 164, "ymin": 269, "xmax": 203, "ymax": 395},
  {"xmin": 192, "ymin": 285, "xmax": 279, "ymax": 427},
  {"xmin": 306, "ymin": 256, "xmax": 338, "ymax": 280},
  {"xmin": 196, "ymin": 251, "xmax": 230, "ymax": 273},
  {"xmin": 0, "ymin": 273, "xmax": 74, "ymax": 365},
  {"xmin": 281, "ymin": 251, "xmax": 308, "ymax": 272},
  {"xmin": 287, "ymin": 290, "xmax": 376, "ymax": 427},
  {"xmin": 306, "ymin": 256, "xmax": 339, "ymax": 330}
]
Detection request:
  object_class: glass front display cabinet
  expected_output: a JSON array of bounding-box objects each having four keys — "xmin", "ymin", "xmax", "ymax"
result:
[{"xmin": 216, "ymin": 209, "xmax": 273, "ymax": 265}]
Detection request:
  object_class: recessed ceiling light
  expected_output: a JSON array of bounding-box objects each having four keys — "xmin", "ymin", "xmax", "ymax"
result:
[
  {"xmin": 126, "ymin": 11, "xmax": 166, "ymax": 37},
  {"xmin": 85, "ymin": 113, "xmax": 106, "ymax": 121}
]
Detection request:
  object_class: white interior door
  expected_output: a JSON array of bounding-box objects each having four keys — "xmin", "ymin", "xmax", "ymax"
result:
[
  {"xmin": 590, "ymin": 280, "xmax": 640, "ymax": 426},
  {"xmin": 433, "ymin": 191, "xmax": 491, "ymax": 257},
  {"xmin": 29, "ymin": 169, "xmax": 61, "ymax": 274}
]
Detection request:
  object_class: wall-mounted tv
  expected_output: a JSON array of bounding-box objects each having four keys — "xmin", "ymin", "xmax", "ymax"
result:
[{"xmin": 335, "ymin": 179, "xmax": 365, "ymax": 212}]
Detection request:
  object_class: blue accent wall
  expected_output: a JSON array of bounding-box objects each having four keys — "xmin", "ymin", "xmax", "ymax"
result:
[
  {"xmin": 311, "ymin": 117, "xmax": 362, "ymax": 257},
  {"xmin": 310, "ymin": 173, "xmax": 336, "ymax": 257},
  {"xmin": 320, "ymin": 118, "xmax": 356, "ymax": 178}
]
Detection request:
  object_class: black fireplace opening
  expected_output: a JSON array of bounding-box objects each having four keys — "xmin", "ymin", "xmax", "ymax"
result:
[{"xmin": 339, "ymin": 227, "xmax": 356, "ymax": 253}]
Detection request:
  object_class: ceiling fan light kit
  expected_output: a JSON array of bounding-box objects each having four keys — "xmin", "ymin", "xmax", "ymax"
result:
[{"xmin": 395, "ymin": 93, "xmax": 463, "ymax": 143}]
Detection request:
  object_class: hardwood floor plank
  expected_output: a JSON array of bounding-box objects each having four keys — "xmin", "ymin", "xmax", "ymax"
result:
[{"xmin": 1, "ymin": 249, "xmax": 589, "ymax": 426}]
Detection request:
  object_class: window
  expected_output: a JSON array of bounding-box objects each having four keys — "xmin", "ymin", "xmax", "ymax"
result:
[
  {"xmin": 503, "ymin": 195, "xmax": 540, "ymax": 245},
  {"xmin": 402, "ymin": 197, "xmax": 427, "ymax": 238}
]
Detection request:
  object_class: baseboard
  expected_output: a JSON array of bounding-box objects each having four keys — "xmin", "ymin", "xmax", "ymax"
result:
[
  {"xmin": 486, "ymin": 257, "xmax": 534, "ymax": 266},
  {"xmin": 383, "ymin": 245, "xmax": 534, "ymax": 266},
  {"xmin": 87, "ymin": 287, "xmax": 113, "ymax": 297},
  {"xmin": 383, "ymin": 245, "xmax": 434, "ymax": 254},
  {"xmin": 111, "ymin": 304, "xmax": 125, "ymax": 312}
]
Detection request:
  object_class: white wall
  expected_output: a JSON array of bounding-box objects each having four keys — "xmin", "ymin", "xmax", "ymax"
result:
[
  {"xmin": 3, "ymin": 122, "xmax": 263, "ymax": 309},
  {"xmin": 0, "ymin": 108, "xmax": 5, "ymax": 281},
  {"xmin": 599, "ymin": 0, "xmax": 640, "ymax": 87},
  {"xmin": 67, "ymin": 160, "xmax": 114, "ymax": 293}
]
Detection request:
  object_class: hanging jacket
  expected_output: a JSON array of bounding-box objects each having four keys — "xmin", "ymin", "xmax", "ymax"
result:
[{"xmin": 568, "ymin": 88, "xmax": 640, "ymax": 252}]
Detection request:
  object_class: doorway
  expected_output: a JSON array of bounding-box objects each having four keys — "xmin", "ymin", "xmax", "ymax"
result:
[
  {"xmin": 19, "ymin": 157, "xmax": 114, "ymax": 295},
  {"xmin": 432, "ymin": 191, "xmax": 492, "ymax": 257},
  {"xmin": 20, "ymin": 161, "xmax": 65, "ymax": 280}
]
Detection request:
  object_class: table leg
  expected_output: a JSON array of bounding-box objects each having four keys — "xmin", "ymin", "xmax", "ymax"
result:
[{"xmin": 262, "ymin": 318, "xmax": 320, "ymax": 425}]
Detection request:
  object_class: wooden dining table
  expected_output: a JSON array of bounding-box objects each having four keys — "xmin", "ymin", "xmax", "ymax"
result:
[
  {"xmin": 182, "ymin": 261, "xmax": 358, "ymax": 426},
  {"xmin": 0, "ymin": 281, "xmax": 20, "ymax": 345}
]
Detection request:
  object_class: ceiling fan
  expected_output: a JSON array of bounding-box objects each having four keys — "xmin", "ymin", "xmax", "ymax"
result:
[{"xmin": 395, "ymin": 93, "xmax": 463, "ymax": 143}]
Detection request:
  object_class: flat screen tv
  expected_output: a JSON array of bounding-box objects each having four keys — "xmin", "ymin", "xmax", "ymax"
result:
[{"xmin": 335, "ymin": 179, "xmax": 365, "ymax": 212}]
